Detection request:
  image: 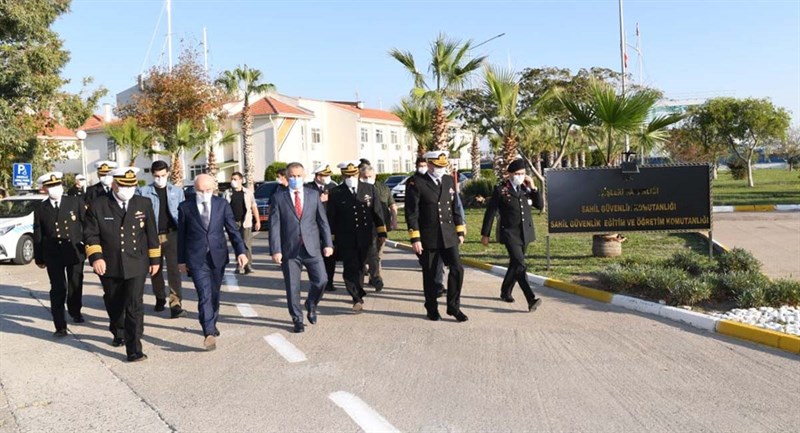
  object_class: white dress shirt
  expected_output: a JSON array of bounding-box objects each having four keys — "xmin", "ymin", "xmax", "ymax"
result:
[{"xmin": 290, "ymin": 187, "xmax": 304, "ymax": 210}]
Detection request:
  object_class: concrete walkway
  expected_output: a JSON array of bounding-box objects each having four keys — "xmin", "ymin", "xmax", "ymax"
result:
[
  {"xmin": 1, "ymin": 235, "xmax": 798, "ymax": 432},
  {"xmin": 712, "ymin": 212, "xmax": 800, "ymax": 279}
]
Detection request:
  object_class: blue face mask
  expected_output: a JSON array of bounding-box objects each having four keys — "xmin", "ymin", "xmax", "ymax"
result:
[{"xmin": 288, "ymin": 177, "xmax": 302, "ymax": 190}]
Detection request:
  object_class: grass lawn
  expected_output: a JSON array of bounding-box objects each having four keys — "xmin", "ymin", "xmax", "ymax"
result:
[
  {"xmin": 388, "ymin": 208, "xmax": 708, "ymax": 285},
  {"xmin": 713, "ymin": 168, "xmax": 800, "ymax": 205}
]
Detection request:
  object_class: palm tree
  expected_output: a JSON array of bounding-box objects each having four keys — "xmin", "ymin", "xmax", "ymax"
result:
[
  {"xmin": 161, "ymin": 120, "xmax": 211, "ymax": 185},
  {"xmin": 389, "ymin": 34, "xmax": 486, "ymax": 151},
  {"xmin": 104, "ymin": 118, "xmax": 154, "ymax": 166},
  {"xmin": 480, "ymin": 66, "xmax": 538, "ymax": 177},
  {"xmin": 216, "ymin": 65, "xmax": 275, "ymax": 186},
  {"xmin": 392, "ymin": 98, "xmax": 434, "ymax": 156},
  {"xmin": 192, "ymin": 121, "xmax": 237, "ymax": 178}
]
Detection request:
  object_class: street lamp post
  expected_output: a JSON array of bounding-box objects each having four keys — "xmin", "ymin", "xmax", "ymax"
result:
[{"xmin": 76, "ymin": 130, "xmax": 88, "ymax": 180}]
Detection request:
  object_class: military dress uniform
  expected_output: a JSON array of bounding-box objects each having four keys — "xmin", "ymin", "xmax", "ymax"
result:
[
  {"xmin": 84, "ymin": 161, "xmax": 117, "ymax": 205},
  {"xmin": 327, "ymin": 161, "xmax": 387, "ymax": 309},
  {"xmin": 84, "ymin": 167, "xmax": 160, "ymax": 361},
  {"xmin": 33, "ymin": 172, "xmax": 86, "ymax": 335},
  {"xmin": 405, "ymin": 151, "xmax": 468, "ymax": 321},
  {"xmin": 480, "ymin": 159, "xmax": 544, "ymax": 311},
  {"xmin": 305, "ymin": 163, "xmax": 338, "ymax": 292}
]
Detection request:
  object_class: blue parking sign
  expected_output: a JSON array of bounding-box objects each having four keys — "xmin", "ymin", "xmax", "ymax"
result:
[{"xmin": 12, "ymin": 163, "xmax": 33, "ymax": 187}]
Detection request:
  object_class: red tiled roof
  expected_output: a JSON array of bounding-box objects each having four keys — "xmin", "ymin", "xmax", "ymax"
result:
[
  {"xmin": 81, "ymin": 114, "xmax": 107, "ymax": 131},
  {"xmin": 330, "ymin": 102, "xmax": 401, "ymax": 123},
  {"xmin": 41, "ymin": 122, "xmax": 76, "ymax": 139},
  {"xmin": 247, "ymin": 97, "xmax": 311, "ymax": 117}
]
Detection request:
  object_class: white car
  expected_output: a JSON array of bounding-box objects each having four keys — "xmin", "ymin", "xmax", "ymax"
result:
[
  {"xmin": 391, "ymin": 176, "xmax": 410, "ymax": 203},
  {"xmin": 0, "ymin": 194, "xmax": 45, "ymax": 265}
]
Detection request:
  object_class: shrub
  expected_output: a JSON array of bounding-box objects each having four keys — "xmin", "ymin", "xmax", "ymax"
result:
[
  {"xmin": 669, "ymin": 278, "xmax": 713, "ymax": 306},
  {"xmin": 726, "ymin": 159, "xmax": 747, "ymax": 180},
  {"xmin": 597, "ymin": 264, "xmax": 650, "ymax": 293},
  {"xmin": 765, "ymin": 279, "xmax": 800, "ymax": 307},
  {"xmin": 716, "ymin": 248, "xmax": 762, "ymax": 274},
  {"xmin": 479, "ymin": 169, "xmax": 496, "ymax": 182},
  {"xmin": 462, "ymin": 178, "xmax": 496, "ymax": 208},
  {"xmin": 717, "ymin": 272, "xmax": 771, "ymax": 306},
  {"xmin": 643, "ymin": 267, "xmax": 687, "ymax": 300},
  {"xmin": 664, "ymin": 250, "xmax": 715, "ymax": 276},
  {"xmin": 264, "ymin": 162, "xmax": 288, "ymax": 181}
]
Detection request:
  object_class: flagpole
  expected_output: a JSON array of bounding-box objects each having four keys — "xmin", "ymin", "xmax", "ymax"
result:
[{"xmin": 619, "ymin": 0, "xmax": 630, "ymax": 153}]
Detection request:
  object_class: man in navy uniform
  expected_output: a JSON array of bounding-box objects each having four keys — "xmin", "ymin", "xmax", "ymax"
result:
[
  {"xmin": 84, "ymin": 167, "xmax": 160, "ymax": 362},
  {"xmin": 481, "ymin": 159, "xmax": 544, "ymax": 312},
  {"xmin": 84, "ymin": 160, "xmax": 117, "ymax": 204},
  {"xmin": 405, "ymin": 151, "xmax": 468, "ymax": 322},
  {"xmin": 327, "ymin": 160, "xmax": 387, "ymax": 312},
  {"xmin": 67, "ymin": 174, "xmax": 86, "ymax": 197},
  {"xmin": 304, "ymin": 163, "xmax": 338, "ymax": 292},
  {"xmin": 33, "ymin": 172, "xmax": 86, "ymax": 336}
]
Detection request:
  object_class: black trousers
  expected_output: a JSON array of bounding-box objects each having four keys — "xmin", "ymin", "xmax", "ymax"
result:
[
  {"xmin": 501, "ymin": 242, "xmax": 536, "ymax": 303},
  {"xmin": 339, "ymin": 246, "xmax": 368, "ymax": 303},
  {"xmin": 363, "ymin": 236, "xmax": 384, "ymax": 283},
  {"xmin": 324, "ymin": 254, "xmax": 336, "ymax": 289},
  {"xmin": 45, "ymin": 260, "xmax": 84, "ymax": 330},
  {"xmin": 100, "ymin": 274, "xmax": 145, "ymax": 357},
  {"xmin": 418, "ymin": 246, "xmax": 464, "ymax": 315}
]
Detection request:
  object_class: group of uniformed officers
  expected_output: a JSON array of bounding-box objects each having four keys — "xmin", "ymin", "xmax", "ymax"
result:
[{"xmin": 32, "ymin": 150, "xmax": 544, "ymax": 360}]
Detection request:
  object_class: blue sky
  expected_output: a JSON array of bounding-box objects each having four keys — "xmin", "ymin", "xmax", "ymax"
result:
[{"xmin": 55, "ymin": 0, "xmax": 800, "ymax": 123}]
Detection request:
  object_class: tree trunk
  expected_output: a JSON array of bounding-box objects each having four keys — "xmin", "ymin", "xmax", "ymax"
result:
[
  {"xmin": 503, "ymin": 135, "xmax": 517, "ymax": 172},
  {"xmin": 579, "ymin": 150, "xmax": 586, "ymax": 167},
  {"xmin": 470, "ymin": 132, "xmax": 480, "ymax": 179},
  {"xmin": 712, "ymin": 163, "xmax": 718, "ymax": 180},
  {"xmin": 746, "ymin": 159, "xmax": 754, "ymax": 187},
  {"xmin": 241, "ymin": 102, "xmax": 255, "ymax": 186},
  {"xmin": 170, "ymin": 153, "xmax": 183, "ymax": 187},
  {"xmin": 534, "ymin": 156, "xmax": 542, "ymax": 177},
  {"xmin": 544, "ymin": 150, "xmax": 553, "ymax": 169},
  {"xmin": 493, "ymin": 151, "xmax": 504, "ymax": 181},
  {"xmin": 207, "ymin": 148, "xmax": 218, "ymax": 179},
  {"xmin": 433, "ymin": 104, "xmax": 448, "ymax": 151}
]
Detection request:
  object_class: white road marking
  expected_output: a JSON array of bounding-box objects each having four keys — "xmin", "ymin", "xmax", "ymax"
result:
[
  {"xmin": 236, "ymin": 303, "xmax": 258, "ymax": 317},
  {"xmin": 263, "ymin": 333, "xmax": 307, "ymax": 363},
  {"xmin": 223, "ymin": 271, "xmax": 240, "ymax": 292},
  {"xmin": 328, "ymin": 391, "xmax": 400, "ymax": 433}
]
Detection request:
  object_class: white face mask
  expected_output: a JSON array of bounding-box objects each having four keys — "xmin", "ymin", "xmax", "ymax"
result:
[
  {"xmin": 417, "ymin": 167, "xmax": 427, "ymax": 175},
  {"xmin": 511, "ymin": 174, "xmax": 525, "ymax": 187},
  {"xmin": 321, "ymin": 176, "xmax": 332, "ymax": 185},
  {"xmin": 115, "ymin": 186, "xmax": 135, "ymax": 201},
  {"xmin": 230, "ymin": 180, "xmax": 241, "ymax": 189},
  {"xmin": 196, "ymin": 191, "xmax": 213, "ymax": 203},
  {"xmin": 47, "ymin": 185, "xmax": 64, "ymax": 201},
  {"xmin": 153, "ymin": 176, "xmax": 168, "ymax": 188},
  {"xmin": 432, "ymin": 167, "xmax": 447, "ymax": 178},
  {"xmin": 100, "ymin": 175, "xmax": 113, "ymax": 187},
  {"xmin": 361, "ymin": 177, "xmax": 375, "ymax": 185},
  {"xmin": 344, "ymin": 177, "xmax": 358, "ymax": 189}
]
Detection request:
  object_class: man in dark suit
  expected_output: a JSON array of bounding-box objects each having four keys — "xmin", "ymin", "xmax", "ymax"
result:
[
  {"xmin": 359, "ymin": 164, "xmax": 397, "ymax": 292},
  {"xmin": 481, "ymin": 159, "xmax": 544, "ymax": 312},
  {"xmin": 33, "ymin": 172, "xmax": 86, "ymax": 336},
  {"xmin": 304, "ymin": 163, "xmax": 338, "ymax": 292},
  {"xmin": 84, "ymin": 160, "xmax": 117, "ymax": 205},
  {"xmin": 178, "ymin": 174, "xmax": 247, "ymax": 350},
  {"xmin": 327, "ymin": 160, "xmax": 387, "ymax": 312},
  {"xmin": 405, "ymin": 151, "xmax": 468, "ymax": 322},
  {"xmin": 270, "ymin": 162, "xmax": 334, "ymax": 333},
  {"xmin": 84, "ymin": 167, "xmax": 160, "ymax": 362},
  {"xmin": 66, "ymin": 174, "xmax": 86, "ymax": 197}
]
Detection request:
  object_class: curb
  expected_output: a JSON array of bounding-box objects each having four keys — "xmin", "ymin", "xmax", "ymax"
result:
[
  {"xmin": 713, "ymin": 204, "xmax": 800, "ymax": 213},
  {"xmin": 696, "ymin": 232, "xmax": 730, "ymax": 254},
  {"xmin": 384, "ymin": 240, "xmax": 800, "ymax": 355}
]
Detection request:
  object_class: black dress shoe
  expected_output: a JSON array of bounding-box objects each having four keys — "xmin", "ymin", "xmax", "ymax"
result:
[
  {"xmin": 127, "ymin": 353, "xmax": 148, "ymax": 362},
  {"xmin": 72, "ymin": 315, "xmax": 85, "ymax": 323},
  {"xmin": 528, "ymin": 298, "xmax": 543, "ymax": 312},
  {"xmin": 111, "ymin": 337, "xmax": 125, "ymax": 347},
  {"xmin": 170, "ymin": 307, "xmax": 187, "ymax": 318},
  {"xmin": 154, "ymin": 299, "xmax": 166, "ymax": 312},
  {"xmin": 448, "ymin": 311, "xmax": 469, "ymax": 322},
  {"xmin": 214, "ymin": 327, "xmax": 220, "ymax": 337},
  {"xmin": 373, "ymin": 278, "xmax": 384, "ymax": 292},
  {"xmin": 292, "ymin": 323, "xmax": 305, "ymax": 333},
  {"xmin": 436, "ymin": 286, "xmax": 445, "ymax": 298},
  {"xmin": 244, "ymin": 266, "xmax": 254, "ymax": 274},
  {"xmin": 501, "ymin": 296, "xmax": 515, "ymax": 303},
  {"xmin": 53, "ymin": 329, "xmax": 68, "ymax": 337},
  {"xmin": 426, "ymin": 311, "xmax": 442, "ymax": 321},
  {"xmin": 325, "ymin": 284, "xmax": 337, "ymax": 292},
  {"xmin": 307, "ymin": 309, "xmax": 317, "ymax": 325}
]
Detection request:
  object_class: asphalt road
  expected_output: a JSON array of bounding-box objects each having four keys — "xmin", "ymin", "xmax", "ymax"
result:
[
  {"xmin": 1, "ymin": 233, "xmax": 798, "ymax": 433},
  {"xmin": 712, "ymin": 212, "xmax": 800, "ymax": 279}
]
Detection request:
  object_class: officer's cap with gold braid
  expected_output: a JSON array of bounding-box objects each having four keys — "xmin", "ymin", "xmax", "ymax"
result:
[
  {"xmin": 313, "ymin": 163, "xmax": 333, "ymax": 177},
  {"xmin": 37, "ymin": 171, "xmax": 63, "ymax": 187},
  {"xmin": 110, "ymin": 167, "xmax": 140, "ymax": 187},
  {"xmin": 423, "ymin": 151, "xmax": 450, "ymax": 167},
  {"xmin": 94, "ymin": 160, "xmax": 118, "ymax": 175},
  {"xmin": 337, "ymin": 160, "xmax": 361, "ymax": 176}
]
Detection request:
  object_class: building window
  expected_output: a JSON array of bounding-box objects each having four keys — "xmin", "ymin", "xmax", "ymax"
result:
[
  {"xmin": 300, "ymin": 124, "xmax": 307, "ymax": 151},
  {"xmin": 392, "ymin": 159, "xmax": 401, "ymax": 173},
  {"xmin": 311, "ymin": 128, "xmax": 321, "ymax": 150},
  {"xmin": 375, "ymin": 129, "xmax": 383, "ymax": 144},
  {"xmin": 405, "ymin": 160, "xmax": 413, "ymax": 172},
  {"xmin": 361, "ymin": 128, "xmax": 368, "ymax": 143},
  {"xmin": 391, "ymin": 131, "xmax": 398, "ymax": 147},
  {"xmin": 312, "ymin": 160, "xmax": 321, "ymax": 171},
  {"xmin": 405, "ymin": 133, "xmax": 412, "ymax": 151},
  {"xmin": 377, "ymin": 159, "xmax": 385, "ymax": 173},
  {"xmin": 106, "ymin": 138, "xmax": 117, "ymax": 162},
  {"xmin": 189, "ymin": 164, "xmax": 205, "ymax": 178}
]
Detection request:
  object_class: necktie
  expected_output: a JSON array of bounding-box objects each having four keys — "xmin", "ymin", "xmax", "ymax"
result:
[
  {"xmin": 294, "ymin": 191, "xmax": 303, "ymax": 218},
  {"xmin": 54, "ymin": 201, "xmax": 59, "ymax": 211},
  {"xmin": 351, "ymin": 187, "xmax": 356, "ymax": 195},
  {"xmin": 122, "ymin": 201, "xmax": 127, "ymax": 213},
  {"xmin": 201, "ymin": 202, "xmax": 210, "ymax": 228}
]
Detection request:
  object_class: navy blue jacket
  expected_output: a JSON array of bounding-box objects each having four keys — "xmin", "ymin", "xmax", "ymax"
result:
[{"xmin": 177, "ymin": 196, "xmax": 245, "ymax": 270}]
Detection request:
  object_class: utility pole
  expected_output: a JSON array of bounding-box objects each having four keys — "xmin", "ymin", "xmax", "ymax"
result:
[
  {"xmin": 166, "ymin": 0, "xmax": 172, "ymax": 71},
  {"xmin": 618, "ymin": 0, "xmax": 630, "ymax": 153},
  {"xmin": 202, "ymin": 27, "xmax": 209, "ymax": 72}
]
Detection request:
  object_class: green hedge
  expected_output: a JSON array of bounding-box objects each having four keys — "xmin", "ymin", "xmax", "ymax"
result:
[{"xmin": 264, "ymin": 162, "xmax": 287, "ymax": 181}]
